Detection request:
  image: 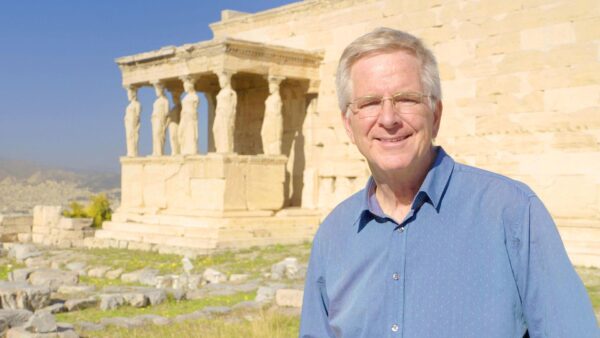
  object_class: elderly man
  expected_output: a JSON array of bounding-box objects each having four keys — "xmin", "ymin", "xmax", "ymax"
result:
[{"xmin": 300, "ymin": 28, "xmax": 598, "ymax": 338}]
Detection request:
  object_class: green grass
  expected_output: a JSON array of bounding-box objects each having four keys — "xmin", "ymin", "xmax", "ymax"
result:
[
  {"xmin": 74, "ymin": 248, "xmax": 183, "ymax": 275},
  {"xmin": 73, "ymin": 242, "xmax": 312, "ymax": 280},
  {"xmin": 83, "ymin": 310, "xmax": 300, "ymax": 338},
  {"xmin": 78, "ymin": 276, "xmax": 142, "ymax": 289},
  {"xmin": 56, "ymin": 291, "xmax": 256, "ymax": 324},
  {"xmin": 0, "ymin": 261, "xmax": 24, "ymax": 281}
]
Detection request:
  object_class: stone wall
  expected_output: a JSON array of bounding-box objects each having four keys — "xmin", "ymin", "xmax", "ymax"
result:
[
  {"xmin": 208, "ymin": 0, "xmax": 600, "ymax": 263},
  {"xmin": 120, "ymin": 154, "xmax": 287, "ymax": 213},
  {"xmin": 0, "ymin": 214, "xmax": 32, "ymax": 242},
  {"xmin": 30, "ymin": 206, "xmax": 94, "ymax": 248}
]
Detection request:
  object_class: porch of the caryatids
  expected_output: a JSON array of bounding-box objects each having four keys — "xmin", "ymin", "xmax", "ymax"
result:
[
  {"xmin": 150, "ymin": 81, "xmax": 169, "ymax": 156},
  {"xmin": 178, "ymin": 76, "xmax": 199, "ymax": 155},
  {"xmin": 124, "ymin": 85, "xmax": 141, "ymax": 157},
  {"xmin": 261, "ymin": 75, "xmax": 285, "ymax": 155},
  {"xmin": 213, "ymin": 71, "xmax": 237, "ymax": 153}
]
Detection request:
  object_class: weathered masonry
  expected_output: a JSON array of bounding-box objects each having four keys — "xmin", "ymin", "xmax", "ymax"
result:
[
  {"xmin": 97, "ymin": 0, "xmax": 600, "ymax": 267},
  {"xmin": 96, "ymin": 38, "xmax": 325, "ymax": 252}
]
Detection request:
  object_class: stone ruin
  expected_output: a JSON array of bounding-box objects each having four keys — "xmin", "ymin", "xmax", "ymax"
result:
[{"xmin": 92, "ymin": 37, "xmax": 334, "ymax": 254}]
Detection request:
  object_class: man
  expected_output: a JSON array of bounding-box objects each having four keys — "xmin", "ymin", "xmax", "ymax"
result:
[{"xmin": 300, "ymin": 27, "xmax": 598, "ymax": 338}]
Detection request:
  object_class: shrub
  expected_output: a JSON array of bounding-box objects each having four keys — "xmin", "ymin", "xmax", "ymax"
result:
[
  {"xmin": 86, "ymin": 193, "xmax": 112, "ymax": 228},
  {"xmin": 63, "ymin": 194, "xmax": 112, "ymax": 228},
  {"xmin": 62, "ymin": 201, "xmax": 87, "ymax": 218}
]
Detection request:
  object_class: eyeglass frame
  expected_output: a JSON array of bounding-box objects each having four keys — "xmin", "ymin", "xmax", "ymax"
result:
[{"xmin": 346, "ymin": 91, "xmax": 432, "ymax": 119}]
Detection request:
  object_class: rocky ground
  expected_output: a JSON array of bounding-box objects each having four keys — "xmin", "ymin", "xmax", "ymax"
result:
[
  {"xmin": 0, "ymin": 242, "xmax": 309, "ymax": 337},
  {"xmin": 0, "ymin": 241, "xmax": 598, "ymax": 337}
]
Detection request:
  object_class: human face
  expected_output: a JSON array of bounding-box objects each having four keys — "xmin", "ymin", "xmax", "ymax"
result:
[{"xmin": 343, "ymin": 50, "xmax": 442, "ymax": 178}]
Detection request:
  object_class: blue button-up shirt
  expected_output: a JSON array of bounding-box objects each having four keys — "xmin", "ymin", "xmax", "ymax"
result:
[{"xmin": 300, "ymin": 147, "xmax": 598, "ymax": 338}]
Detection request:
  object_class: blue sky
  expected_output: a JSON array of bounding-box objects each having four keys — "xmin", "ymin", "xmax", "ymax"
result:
[{"xmin": 0, "ymin": 1, "xmax": 298, "ymax": 172}]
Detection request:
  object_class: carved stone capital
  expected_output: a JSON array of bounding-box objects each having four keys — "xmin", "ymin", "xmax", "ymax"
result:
[
  {"xmin": 217, "ymin": 70, "xmax": 235, "ymax": 88},
  {"xmin": 266, "ymin": 74, "xmax": 285, "ymax": 85}
]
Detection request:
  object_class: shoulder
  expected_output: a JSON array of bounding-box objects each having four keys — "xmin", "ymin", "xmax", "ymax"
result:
[{"xmin": 451, "ymin": 162, "xmax": 535, "ymax": 201}]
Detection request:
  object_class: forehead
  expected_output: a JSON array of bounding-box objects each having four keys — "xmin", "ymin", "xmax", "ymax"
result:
[{"xmin": 350, "ymin": 50, "xmax": 422, "ymax": 96}]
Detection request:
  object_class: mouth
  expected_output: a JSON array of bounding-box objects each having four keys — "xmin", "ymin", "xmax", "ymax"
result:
[{"xmin": 375, "ymin": 134, "xmax": 412, "ymax": 143}]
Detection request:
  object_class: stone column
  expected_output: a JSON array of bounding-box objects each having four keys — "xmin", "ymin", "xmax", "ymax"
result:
[
  {"xmin": 124, "ymin": 85, "xmax": 141, "ymax": 157},
  {"xmin": 261, "ymin": 75, "xmax": 285, "ymax": 155},
  {"xmin": 178, "ymin": 76, "xmax": 199, "ymax": 155},
  {"xmin": 167, "ymin": 87, "xmax": 183, "ymax": 155},
  {"xmin": 151, "ymin": 81, "xmax": 169, "ymax": 156},
  {"xmin": 213, "ymin": 71, "xmax": 237, "ymax": 153}
]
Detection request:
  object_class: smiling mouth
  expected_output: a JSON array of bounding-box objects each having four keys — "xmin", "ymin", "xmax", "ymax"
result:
[{"xmin": 376, "ymin": 134, "xmax": 412, "ymax": 143}]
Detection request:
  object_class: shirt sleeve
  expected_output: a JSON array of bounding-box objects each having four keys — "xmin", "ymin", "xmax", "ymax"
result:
[
  {"xmin": 507, "ymin": 195, "xmax": 599, "ymax": 337},
  {"xmin": 299, "ymin": 233, "xmax": 336, "ymax": 338}
]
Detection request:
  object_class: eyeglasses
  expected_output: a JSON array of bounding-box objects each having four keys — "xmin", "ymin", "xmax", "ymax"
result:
[{"xmin": 347, "ymin": 92, "xmax": 431, "ymax": 119}]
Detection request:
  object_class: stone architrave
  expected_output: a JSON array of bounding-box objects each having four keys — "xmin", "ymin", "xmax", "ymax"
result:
[
  {"xmin": 261, "ymin": 75, "xmax": 285, "ymax": 155},
  {"xmin": 213, "ymin": 71, "xmax": 237, "ymax": 153},
  {"xmin": 124, "ymin": 86, "xmax": 141, "ymax": 157},
  {"xmin": 178, "ymin": 76, "xmax": 199, "ymax": 155},
  {"xmin": 150, "ymin": 81, "xmax": 169, "ymax": 156},
  {"xmin": 167, "ymin": 88, "xmax": 183, "ymax": 155}
]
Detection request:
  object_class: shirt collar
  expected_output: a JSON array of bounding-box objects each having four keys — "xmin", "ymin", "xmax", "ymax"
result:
[
  {"xmin": 357, "ymin": 146, "xmax": 455, "ymax": 229},
  {"xmin": 418, "ymin": 146, "xmax": 455, "ymax": 210}
]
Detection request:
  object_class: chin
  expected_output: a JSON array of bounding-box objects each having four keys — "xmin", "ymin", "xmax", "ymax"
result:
[{"xmin": 371, "ymin": 154, "xmax": 416, "ymax": 174}]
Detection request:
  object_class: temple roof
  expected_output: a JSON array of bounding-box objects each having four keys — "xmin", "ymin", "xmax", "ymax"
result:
[{"xmin": 115, "ymin": 37, "xmax": 323, "ymax": 87}]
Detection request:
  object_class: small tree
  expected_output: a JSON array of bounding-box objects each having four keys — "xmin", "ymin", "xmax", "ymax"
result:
[{"xmin": 86, "ymin": 193, "xmax": 112, "ymax": 228}]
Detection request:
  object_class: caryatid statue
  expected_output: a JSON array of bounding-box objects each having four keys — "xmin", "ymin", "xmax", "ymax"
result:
[
  {"xmin": 167, "ymin": 88, "xmax": 183, "ymax": 155},
  {"xmin": 124, "ymin": 85, "xmax": 141, "ymax": 157},
  {"xmin": 213, "ymin": 71, "xmax": 237, "ymax": 153},
  {"xmin": 150, "ymin": 81, "xmax": 169, "ymax": 156},
  {"xmin": 178, "ymin": 76, "xmax": 199, "ymax": 155},
  {"xmin": 261, "ymin": 75, "xmax": 285, "ymax": 155}
]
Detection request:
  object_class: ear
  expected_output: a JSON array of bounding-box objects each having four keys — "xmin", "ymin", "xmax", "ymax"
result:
[
  {"xmin": 432, "ymin": 101, "xmax": 443, "ymax": 139},
  {"xmin": 342, "ymin": 111, "xmax": 356, "ymax": 144}
]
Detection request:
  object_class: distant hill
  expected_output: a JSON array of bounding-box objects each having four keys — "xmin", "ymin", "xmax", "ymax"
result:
[{"xmin": 0, "ymin": 159, "xmax": 120, "ymax": 214}]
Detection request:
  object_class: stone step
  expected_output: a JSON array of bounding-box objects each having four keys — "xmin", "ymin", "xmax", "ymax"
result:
[
  {"xmin": 94, "ymin": 211, "xmax": 321, "ymax": 254},
  {"xmin": 111, "ymin": 210, "xmax": 277, "ymax": 227},
  {"xmin": 218, "ymin": 225, "xmax": 317, "ymax": 241},
  {"xmin": 102, "ymin": 221, "xmax": 220, "ymax": 238},
  {"xmin": 94, "ymin": 229, "xmax": 217, "ymax": 249}
]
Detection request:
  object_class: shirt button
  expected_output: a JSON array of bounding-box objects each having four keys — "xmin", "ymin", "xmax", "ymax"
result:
[
  {"xmin": 391, "ymin": 324, "xmax": 399, "ymax": 332},
  {"xmin": 397, "ymin": 227, "xmax": 405, "ymax": 233},
  {"xmin": 392, "ymin": 272, "xmax": 400, "ymax": 280}
]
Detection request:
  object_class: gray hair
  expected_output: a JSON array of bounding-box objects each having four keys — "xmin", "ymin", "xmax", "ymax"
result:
[{"xmin": 335, "ymin": 27, "xmax": 442, "ymax": 116}]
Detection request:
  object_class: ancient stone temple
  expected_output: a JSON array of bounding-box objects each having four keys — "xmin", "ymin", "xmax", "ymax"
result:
[
  {"xmin": 97, "ymin": 0, "xmax": 600, "ymax": 266},
  {"xmin": 96, "ymin": 37, "xmax": 325, "ymax": 252}
]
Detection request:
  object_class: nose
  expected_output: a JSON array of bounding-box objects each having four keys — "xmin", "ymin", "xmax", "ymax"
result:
[{"xmin": 377, "ymin": 98, "xmax": 401, "ymax": 128}]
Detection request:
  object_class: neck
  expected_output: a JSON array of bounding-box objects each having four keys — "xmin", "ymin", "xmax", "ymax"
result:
[{"xmin": 372, "ymin": 146, "xmax": 436, "ymax": 221}]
